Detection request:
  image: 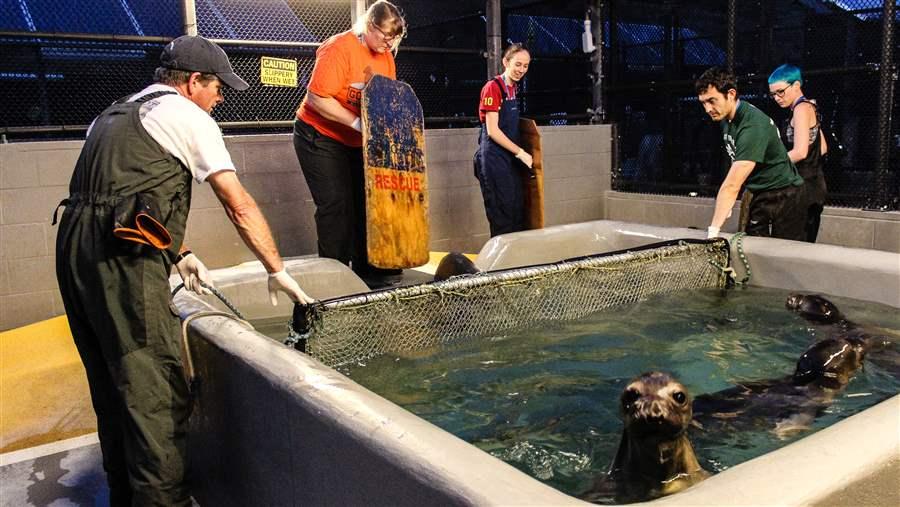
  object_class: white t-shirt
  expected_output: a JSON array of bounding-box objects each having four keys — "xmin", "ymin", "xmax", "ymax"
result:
[{"xmin": 88, "ymin": 84, "xmax": 236, "ymax": 182}]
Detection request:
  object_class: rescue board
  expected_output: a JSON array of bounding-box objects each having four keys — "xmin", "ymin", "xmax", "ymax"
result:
[
  {"xmin": 518, "ymin": 118, "xmax": 545, "ymax": 229},
  {"xmin": 361, "ymin": 74, "xmax": 429, "ymax": 269}
]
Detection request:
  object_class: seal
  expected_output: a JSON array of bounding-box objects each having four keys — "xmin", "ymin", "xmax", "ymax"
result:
[
  {"xmin": 785, "ymin": 293, "xmax": 850, "ymax": 327},
  {"xmin": 433, "ymin": 252, "xmax": 480, "ymax": 281},
  {"xmin": 692, "ymin": 334, "xmax": 868, "ymax": 439},
  {"xmin": 583, "ymin": 372, "xmax": 708, "ymax": 503},
  {"xmin": 792, "ymin": 334, "xmax": 867, "ymax": 389},
  {"xmin": 786, "ymin": 293, "xmax": 900, "ymax": 376}
]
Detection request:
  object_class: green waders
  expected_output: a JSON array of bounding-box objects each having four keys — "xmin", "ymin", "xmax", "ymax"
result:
[{"xmin": 54, "ymin": 91, "xmax": 193, "ymax": 507}]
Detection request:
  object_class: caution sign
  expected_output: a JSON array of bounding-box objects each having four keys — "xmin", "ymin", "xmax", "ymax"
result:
[{"xmin": 260, "ymin": 56, "xmax": 297, "ymax": 87}]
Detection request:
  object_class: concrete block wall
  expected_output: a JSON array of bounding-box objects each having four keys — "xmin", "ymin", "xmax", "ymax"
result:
[
  {"xmin": 0, "ymin": 124, "xmax": 611, "ymax": 330},
  {"xmin": 0, "ymin": 141, "xmax": 80, "ymax": 330},
  {"xmin": 426, "ymin": 125, "xmax": 612, "ymax": 254},
  {"xmin": 606, "ymin": 191, "xmax": 900, "ymax": 252}
]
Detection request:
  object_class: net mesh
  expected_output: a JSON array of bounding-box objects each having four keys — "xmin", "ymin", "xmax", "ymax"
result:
[{"xmin": 295, "ymin": 238, "xmax": 731, "ymax": 369}]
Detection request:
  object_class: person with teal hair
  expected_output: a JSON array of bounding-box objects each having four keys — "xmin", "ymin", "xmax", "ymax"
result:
[{"xmin": 768, "ymin": 64, "xmax": 829, "ymax": 242}]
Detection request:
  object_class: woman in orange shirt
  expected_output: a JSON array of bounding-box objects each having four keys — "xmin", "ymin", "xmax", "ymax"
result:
[{"xmin": 293, "ymin": 1, "xmax": 405, "ymax": 288}]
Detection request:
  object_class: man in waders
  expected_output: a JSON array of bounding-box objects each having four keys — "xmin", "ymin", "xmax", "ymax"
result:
[{"xmin": 54, "ymin": 35, "xmax": 313, "ymax": 506}]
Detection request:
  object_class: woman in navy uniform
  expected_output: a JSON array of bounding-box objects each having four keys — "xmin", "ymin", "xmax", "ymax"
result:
[{"xmin": 474, "ymin": 44, "xmax": 533, "ymax": 237}]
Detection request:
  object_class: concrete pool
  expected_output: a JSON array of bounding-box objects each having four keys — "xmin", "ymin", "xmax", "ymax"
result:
[{"xmin": 176, "ymin": 220, "xmax": 899, "ymax": 506}]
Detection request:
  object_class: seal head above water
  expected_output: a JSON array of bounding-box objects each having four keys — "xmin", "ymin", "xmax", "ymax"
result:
[
  {"xmin": 584, "ymin": 372, "xmax": 708, "ymax": 503},
  {"xmin": 792, "ymin": 335, "xmax": 867, "ymax": 390},
  {"xmin": 692, "ymin": 334, "xmax": 868, "ymax": 440},
  {"xmin": 433, "ymin": 252, "xmax": 480, "ymax": 281},
  {"xmin": 785, "ymin": 293, "xmax": 849, "ymax": 326}
]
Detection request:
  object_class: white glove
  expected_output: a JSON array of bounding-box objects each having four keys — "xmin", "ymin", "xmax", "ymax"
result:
[
  {"xmin": 176, "ymin": 252, "xmax": 212, "ymax": 295},
  {"xmin": 515, "ymin": 149, "xmax": 534, "ymax": 169},
  {"xmin": 350, "ymin": 117, "xmax": 362, "ymax": 132},
  {"xmin": 707, "ymin": 226, "xmax": 720, "ymax": 239},
  {"xmin": 268, "ymin": 270, "xmax": 314, "ymax": 306}
]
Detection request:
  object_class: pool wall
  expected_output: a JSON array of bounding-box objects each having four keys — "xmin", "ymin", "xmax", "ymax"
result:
[{"xmin": 178, "ymin": 221, "xmax": 899, "ymax": 506}]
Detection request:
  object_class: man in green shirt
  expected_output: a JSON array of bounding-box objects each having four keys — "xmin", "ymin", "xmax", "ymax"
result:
[{"xmin": 695, "ymin": 67, "xmax": 806, "ymax": 240}]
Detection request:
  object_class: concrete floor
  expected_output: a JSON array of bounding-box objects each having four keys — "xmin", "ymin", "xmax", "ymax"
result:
[{"xmin": 0, "ymin": 435, "xmax": 107, "ymax": 507}]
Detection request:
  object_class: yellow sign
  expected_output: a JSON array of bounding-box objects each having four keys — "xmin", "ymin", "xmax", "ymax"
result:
[{"xmin": 260, "ymin": 56, "xmax": 298, "ymax": 87}]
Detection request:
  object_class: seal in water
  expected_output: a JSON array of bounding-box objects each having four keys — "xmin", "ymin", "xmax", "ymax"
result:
[
  {"xmin": 785, "ymin": 293, "xmax": 850, "ymax": 327},
  {"xmin": 583, "ymin": 371, "xmax": 708, "ymax": 503},
  {"xmin": 433, "ymin": 252, "xmax": 479, "ymax": 281},
  {"xmin": 692, "ymin": 334, "xmax": 868, "ymax": 439},
  {"xmin": 786, "ymin": 293, "xmax": 900, "ymax": 376}
]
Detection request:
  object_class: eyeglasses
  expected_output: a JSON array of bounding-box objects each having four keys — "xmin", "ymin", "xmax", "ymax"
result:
[
  {"xmin": 768, "ymin": 83, "xmax": 793, "ymax": 98},
  {"xmin": 370, "ymin": 23, "xmax": 403, "ymax": 43}
]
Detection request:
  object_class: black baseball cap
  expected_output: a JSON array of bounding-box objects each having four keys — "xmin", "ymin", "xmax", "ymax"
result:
[{"xmin": 160, "ymin": 35, "xmax": 249, "ymax": 91}]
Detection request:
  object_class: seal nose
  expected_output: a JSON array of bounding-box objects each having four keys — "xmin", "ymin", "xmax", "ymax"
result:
[
  {"xmin": 635, "ymin": 397, "xmax": 666, "ymax": 419},
  {"xmin": 648, "ymin": 399, "xmax": 666, "ymax": 418}
]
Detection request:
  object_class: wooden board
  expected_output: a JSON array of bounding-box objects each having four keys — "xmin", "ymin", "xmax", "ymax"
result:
[
  {"xmin": 518, "ymin": 118, "xmax": 545, "ymax": 229},
  {"xmin": 361, "ymin": 74, "xmax": 429, "ymax": 269}
]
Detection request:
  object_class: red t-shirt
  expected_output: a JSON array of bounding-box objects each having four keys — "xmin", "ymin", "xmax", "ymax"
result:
[
  {"xmin": 478, "ymin": 75, "xmax": 517, "ymax": 123},
  {"xmin": 297, "ymin": 31, "xmax": 396, "ymax": 147}
]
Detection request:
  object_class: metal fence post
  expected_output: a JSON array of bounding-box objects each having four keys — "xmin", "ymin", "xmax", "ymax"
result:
[
  {"xmin": 590, "ymin": 0, "xmax": 605, "ymax": 123},
  {"xmin": 726, "ymin": 0, "xmax": 735, "ymax": 73},
  {"xmin": 486, "ymin": 0, "xmax": 501, "ymax": 78},
  {"xmin": 351, "ymin": 0, "xmax": 367, "ymax": 27},
  {"xmin": 875, "ymin": 0, "xmax": 897, "ymax": 210},
  {"xmin": 182, "ymin": 0, "xmax": 197, "ymax": 36}
]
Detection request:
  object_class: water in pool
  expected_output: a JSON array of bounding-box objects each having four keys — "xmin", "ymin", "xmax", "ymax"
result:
[{"xmin": 253, "ymin": 287, "xmax": 900, "ymax": 502}]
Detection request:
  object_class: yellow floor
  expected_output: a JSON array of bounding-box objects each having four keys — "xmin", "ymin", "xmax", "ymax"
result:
[
  {"xmin": 0, "ymin": 252, "xmax": 473, "ymax": 454},
  {"xmin": 0, "ymin": 316, "xmax": 95, "ymax": 454}
]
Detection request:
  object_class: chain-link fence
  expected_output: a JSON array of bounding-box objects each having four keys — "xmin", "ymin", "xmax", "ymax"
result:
[
  {"xmin": 392, "ymin": 0, "xmax": 486, "ymax": 126},
  {"xmin": 0, "ymin": 0, "xmax": 351, "ymax": 133},
  {"xmin": 0, "ymin": 1, "xmax": 895, "ymax": 209},
  {"xmin": 193, "ymin": 1, "xmax": 349, "ymax": 126},
  {"xmin": 0, "ymin": 0, "xmax": 595, "ymax": 133},
  {"xmin": 606, "ymin": 0, "xmax": 898, "ymax": 210},
  {"xmin": 0, "ymin": 0, "xmax": 181, "ymax": 130}
]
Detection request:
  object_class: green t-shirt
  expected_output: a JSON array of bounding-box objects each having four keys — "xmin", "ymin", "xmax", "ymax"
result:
[{"xmin": 722, "ymin": 100, "xmax": 803, "ymax": 191}]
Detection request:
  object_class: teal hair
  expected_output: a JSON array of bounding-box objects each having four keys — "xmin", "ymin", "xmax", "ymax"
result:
[{"xmin": 768, "ymin": 64, "xmax": 802, "ymax": 86}]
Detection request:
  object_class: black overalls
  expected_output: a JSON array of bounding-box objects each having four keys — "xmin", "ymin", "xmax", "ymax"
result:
[
  {"xmin": 475, "ymin": 77, "xmax": 526, "ymax": 237},
  {"xmin": 785, "ymin": 97, "xmax": 827, "ymax": 243},
  {"xmin": 54, "ymin": 91, "xmax": 193, "ymax": 506}
]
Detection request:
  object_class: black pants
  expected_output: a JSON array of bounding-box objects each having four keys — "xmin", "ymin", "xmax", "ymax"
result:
[
  {"xmin": 745, "ymin": 184, "xmax": 807, "ymax": 241},
  {"xmin": 802, "ymin": 174, "xmax": 827, "ymax": 243},
  {"xmin": 56, "ymin": 204, "xmax": 191, "ymax": 507},
  {"xmin": 292, "ymin": 119, "xmax": 372, "ymax": 274}
]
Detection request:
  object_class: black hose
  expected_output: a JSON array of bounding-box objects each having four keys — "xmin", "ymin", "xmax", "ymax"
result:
[{"xmin": 171, "ymin": 281, "xmax": 247, "ymax": 320}]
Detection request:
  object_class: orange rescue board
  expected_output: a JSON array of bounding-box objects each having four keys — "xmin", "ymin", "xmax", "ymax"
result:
[
  {"xmin": 361, "ymin": 75, "xmax": 429, "ymax": 269},
  {"xmin": 518, "ymin": 118, "xmax": 545, "ymax": 229}
]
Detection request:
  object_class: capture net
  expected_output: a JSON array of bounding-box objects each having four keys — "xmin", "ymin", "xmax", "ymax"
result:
[{"xmin": 292, "ymin": 238, "xmax": 731, "ymax": 369}]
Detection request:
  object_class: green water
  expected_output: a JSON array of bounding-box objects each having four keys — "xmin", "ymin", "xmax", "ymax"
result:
[{"xmin": 253, "ymin": 287, "xmax": 900, "ymax": 500}]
